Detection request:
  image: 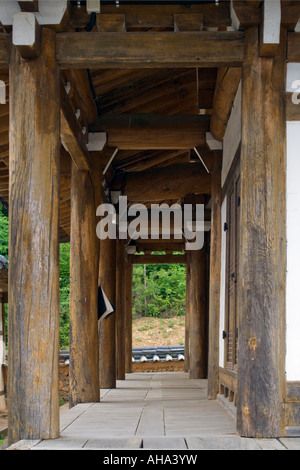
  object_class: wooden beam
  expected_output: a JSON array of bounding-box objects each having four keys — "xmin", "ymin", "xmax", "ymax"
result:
[
  {"xmin": 8, "ymin": 28, "xmax": 60, "ymax": 444},
  {"xmin": 90, "ymin": 114, "xmax": 210, "ymax": 150},
  {"xmin": 0, "ymin": 35, "xmax": 10, "ymax": 69},
  {"xmin": 69, "ymin": 163, "xmax": 99, "ymax": 408},
  {"xmin": 60, "ymin": 82, "xmax": 91, "ymax": 171},
  {"xmin": 288, "ymin": 32, "xmax": 300, "ymax": 62},
  {"xmin": 210, "ymin": 67, "xmax": 241, "ymax": 142},
  {"xmin": 98, "ymin": 13, "xmax": 126, "ymax": 32},
  {"xmin": 56, "ymin": 31, "xmax": 245, "ymax": 69},
  {"xmin": 129, "ymin": 254, "xmax": 186, "ymax": 264},
  {"xmin": 237, "ymin": 27, "xmax": 286, "ymax": 438},
  {"xmin": 111, "ymin": 163, "xmax": 211, "ymax": 202},
  {"xmin": 174, "ymin": 13, "xmax": 203, "ymax": 32}
]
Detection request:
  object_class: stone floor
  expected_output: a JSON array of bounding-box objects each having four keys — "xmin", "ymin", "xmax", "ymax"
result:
[{"xmin": 5, "ymin": 372, "xmax": 300, "ymax": 450}]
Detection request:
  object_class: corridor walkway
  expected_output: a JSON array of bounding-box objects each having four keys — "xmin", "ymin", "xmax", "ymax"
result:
[{"xmin": 10, "ymin": 372, "xmax": 300, "ymax": 450}]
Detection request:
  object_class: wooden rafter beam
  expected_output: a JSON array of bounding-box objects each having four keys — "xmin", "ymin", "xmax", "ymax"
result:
[
  {"xmin": 210, "ymin": 67, "xmax": 241, "ymax": 142},
  {"xmin": 0, "ymin": 35, "xmax": 10, "ymax": 69},
  {"xmin": 56, "ymin": 31, "xmax": 245, "ymax": 69},
  {"xmin": 111, "ymin": 163, "xmax": 211, "ymax": 202},
  {"xmin": 60, "ymin": 82, "xmax": 91, "ymax": 171},
  {"xmin": 90, "ymin": 113, "xmax": 210, "ymax": 150}
]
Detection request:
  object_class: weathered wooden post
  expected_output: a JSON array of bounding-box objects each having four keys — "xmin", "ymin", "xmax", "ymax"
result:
[
  {"xmin": 98, "ymin": 237, "xmax": 117, "ymax": 389},
  {"xmin": 207, "ymin": 151, "xmax": 222, "ymax": 399},
  {"xmin": 8, "ymin": 28, "xmax": 60, "ymax": 443},
  {"xmin": 116, "ymin": 240, "xmax": 126, "ymax": 380},
  {"xmin": 184, "ymin": 251, "xmax": 191, "ymax": 373},
  {"xmin": 125, "ymin": 254, "xmax": 133, "ymax": 374},
  {"xmin": 69, "ymin": 163, "xmax": 100, "ymax": 407},
  {"xmin": 237, "ymin": 26, "xmax": 286, "ymax": 438},
  {"xmin": 189, "ymin": 247, "xmax": 208, "ymax": 379}
]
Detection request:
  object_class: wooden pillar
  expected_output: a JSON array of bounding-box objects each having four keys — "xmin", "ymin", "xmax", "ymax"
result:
[
  {"xmin": 0, "ymin": 295, "xmax": 6, "ymax": 411},
  {"xmin": 98, "ymin": 237, "xmax": 117, "ymax": 389},
  {"xmin": 8, "ymin": 28, "xmax": 60, "ymax": 443},
  {"xmin": 116, "ymin": 240, "xmax": 126, "ymax": 380},
  {"xmin": 125, "ymin": 255, "xmax": 133, "ymax": 374},
  {"xmin": 184, "ymin": 251, "xmax": 191, "ymax": 372},
  {"xmin": 207, "ymin": 151, "xmax": 222, "ymax": 399},
  {"xmin": 189, "ymin": 247, "xmax": 207, "ymax": 379},
  {"xmin": 69, "ymin": 163, "xmax": 99, "ymax": 407},
  {"xmin": 237, "ymin": 27, "xmax": 286, "ymax": 438}
]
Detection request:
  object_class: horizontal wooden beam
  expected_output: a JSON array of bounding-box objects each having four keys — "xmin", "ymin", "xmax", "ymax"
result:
[
  {"xmin": 111, "ymin": 162, "xmax": 211, "ymax": 202},
  {"xmin": 129, "ymin": 254, "xmax": 186, "ymax": 264},
  {"xmin": 90, "ymin": 114, "xmax": 210, "ymax": 150},
  {"xmin": 56, "ymin": 31, "xmax": 245, "ymax": 69},
  {"xmin": 288, "ymin": 33, "xmax": 300, "ymax": 62}
]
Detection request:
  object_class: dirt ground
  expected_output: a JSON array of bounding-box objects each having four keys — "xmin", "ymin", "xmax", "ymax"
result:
[{"xmin": 132, "ymin": 316, "xmax": 185, "ymax": 347}]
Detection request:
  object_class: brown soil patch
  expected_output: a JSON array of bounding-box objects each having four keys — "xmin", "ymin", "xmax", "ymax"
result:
[{"xmin": 132, "ymin": 316, "xmax": 185, "ymax": 347}]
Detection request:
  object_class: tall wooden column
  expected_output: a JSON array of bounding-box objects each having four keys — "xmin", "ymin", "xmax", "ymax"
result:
[
  {"xmin": 116, "ymin": 240, "xmax": 126, "ymax": 380},
  {"xmin": 0, "ymin": 295, "xmax": 6, "ymax": 411},
  {"xmin": 98, "ymin": 237, "xmax": 117, "ymax": 389},
  {"xmin": 189, "ymin": 248, "xmax": 207, "ymax": 379},
  {"xmin": 207, "ymin": 152, "xmax": 222, "ymax": 399},
  {"xmin": 184, "ymin": 251, "xmax": 191, "ymax": 372},
  {"xmin": 125, "ymin": 255, "xmax": 133, "ymax": 374},
  {"xmin": 237, "ymin": 27, "xmax": 286, "ymax": 438},
  {"xmin": 8, "ymin": 29, "xmax": 60, "ymax": 443},
  {"xmin": 69, "ymin": 164, "xmax": 99, "ymax": 407}
]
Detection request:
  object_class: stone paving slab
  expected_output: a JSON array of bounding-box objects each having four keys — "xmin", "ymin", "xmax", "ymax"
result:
[{"xmin": 5, "ymin": 373, "xmax": 300, "ymax": 451}]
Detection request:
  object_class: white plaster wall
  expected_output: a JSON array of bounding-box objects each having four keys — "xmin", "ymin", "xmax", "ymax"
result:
[
  {"xmin": 286, "ymin": 120, "xmax": 300, "ymax": 381},
  {"xmin": 219, "ymin": 196, "xmax": 227, "ymax": 368}
]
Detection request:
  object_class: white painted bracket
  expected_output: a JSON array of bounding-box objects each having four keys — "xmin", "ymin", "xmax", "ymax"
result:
[
  {"xmin": 0, "ymin": 81, "xmax": 6, "ymax": 104},
  {"xmin": 295, "ymin": 19, "xmax": 300, "ymax": 33},
  {"xmin": 262, "ymin": 0, "xmax": 281, "ymax": 49},
  {"xmin": 12, "ymin": 12, "xmax": 37, "ymax": 47},
  {"xmin": 205, "ymin": 132, "xmax": 223, "ymax": 151},
  {"xmin": 86, "ymin": 132, "xmax": 107, "ymax": 152},
  {"xmin": 0, "ymin": 1, "xmax": 67, "ymax": 26},
  {"xmin": 86, "ymin": 0, "xmax": 100, "ymax": 14},
  {"xmin": 230, "ymin": 0, "xmax": 240, "ymax": 31}
]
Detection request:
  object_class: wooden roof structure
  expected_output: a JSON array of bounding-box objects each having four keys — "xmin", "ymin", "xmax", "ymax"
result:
[
  {"xmin": 0, "ymin": 0, "xmax": 257, "ymax": 247},
  {"xmin": 1, "ymin": 0, "xmax": 300, "ymax": 446}
]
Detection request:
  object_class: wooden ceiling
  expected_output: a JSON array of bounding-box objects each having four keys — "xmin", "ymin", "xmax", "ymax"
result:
[{"xmin": 1, "ymin": 0, "xmax": 293, "ymax": 251}]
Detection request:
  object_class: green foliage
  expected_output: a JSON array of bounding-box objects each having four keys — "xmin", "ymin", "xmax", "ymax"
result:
[
  {"xmin": 132, "ymin": 256, "xmax": 186, "ymax": 319},
  {"xmin": 0, "ymin": 204, "xmax": 9, "ymax": 258},
  {"xmin": 59, "ymin": 243, "xmax": 70, "ymax": 348}
]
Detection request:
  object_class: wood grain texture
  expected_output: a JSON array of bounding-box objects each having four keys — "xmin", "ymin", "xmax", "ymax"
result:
[
  {"xmin": 125, "ymin": 256, "xmax": 133, "ymax": 374},
  {"xmin": 8, "ymin": 28, "xmax": 60, "ymax": 444},
  {"xmin": 69, "ymin": 164, "xmax": 99, "ymax": 407},
  {"xmin": 98, "ymin": 237, "xmax": 117, "ymax": 389},
  {"xmin": 237, "ymin": 27, "xmax": 287, "ymax": 438},
  {"xmin": 56, "ymin": 31, "xmax": 245, "ymax": 69},
  {"xmin": 116, "ymin": 240, "xmax": 126, "ymax": 380},
  {"xmin": 111, "ymin": 163, "xmax": 211, "ymax": 202},
  {"xmin": 189, "ymin": 248, "xmax": 208, "ymax": 379},
  {"xmin": 207, "ymin": 152, "xmax": 222, "ymax": 399}
]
